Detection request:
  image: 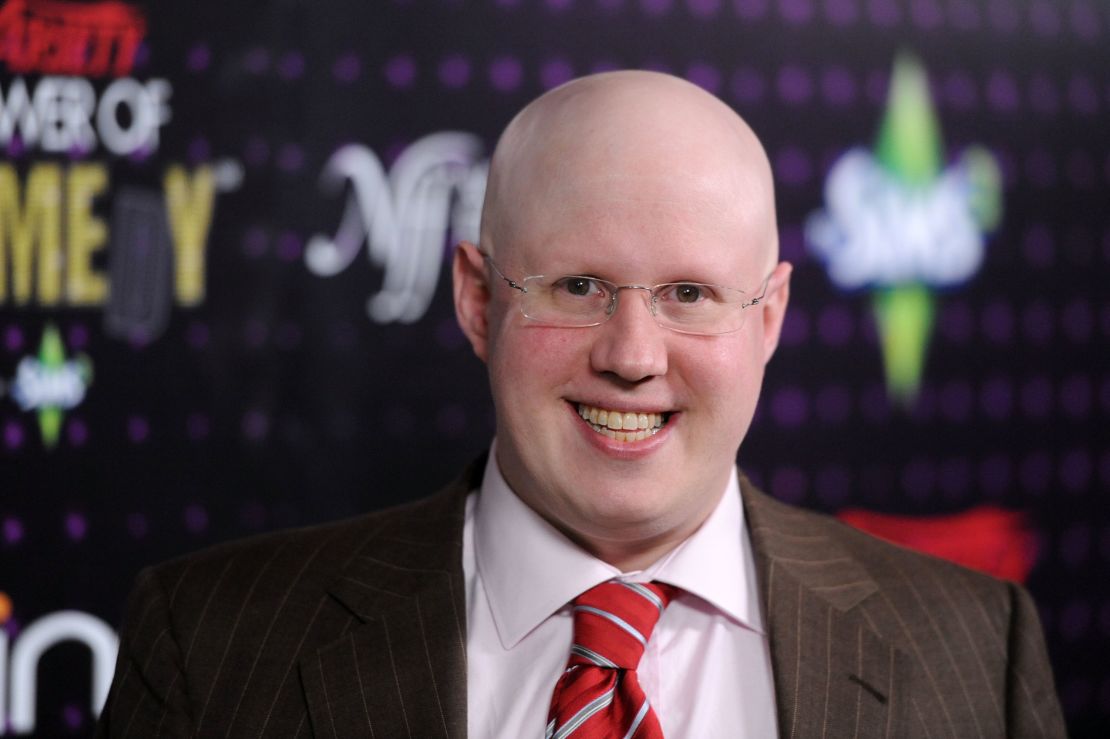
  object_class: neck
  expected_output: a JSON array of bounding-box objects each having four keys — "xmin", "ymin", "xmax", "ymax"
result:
[
  {"xmin": 584, "ymin": 540, "xmax": 680, "ymax": 573},
  {"xmin": 561, "ymin": 515, "xmax": 707, "ymax": 572}
]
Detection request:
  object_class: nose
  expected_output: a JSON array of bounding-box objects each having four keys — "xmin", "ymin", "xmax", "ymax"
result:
[{"xmin": 589, "ymin": 287, "xmax": 669, "ymax": 383}]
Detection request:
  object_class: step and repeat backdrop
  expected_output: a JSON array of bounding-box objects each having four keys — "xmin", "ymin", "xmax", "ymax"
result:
[{"xmin": 0, "ymin": 0, "xmax": 1106, "ymax": 735}]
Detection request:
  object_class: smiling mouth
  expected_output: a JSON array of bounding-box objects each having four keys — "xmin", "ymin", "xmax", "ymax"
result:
[{"xmin": 575, "ymin": 403, "xmax": 671, "ymax": 442}]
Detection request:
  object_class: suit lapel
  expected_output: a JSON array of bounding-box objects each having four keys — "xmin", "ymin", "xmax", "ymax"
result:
[
  {"xmin": 300, "ymin": 459, "xmax": 917, "ymax": 737},
  {"xmin": 301, "ymin": 462, "xmax": 481, "ymax": 738},
  {"xmin": 742, "ymin": 477, "xmax": 915, "ymax": 738}
]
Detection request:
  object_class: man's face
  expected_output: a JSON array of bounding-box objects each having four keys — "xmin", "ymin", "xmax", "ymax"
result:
[
  {"xmin": 454, "ymin": 71, "xmax": 790, "ymax": 565},
  {"xmin": 475, "ymin": 171, "xmax": 788, "ymax": 561}
]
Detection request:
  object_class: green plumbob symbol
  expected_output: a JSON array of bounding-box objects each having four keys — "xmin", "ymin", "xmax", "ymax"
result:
[
  {"xmin": 872, "ymin": 284, "xmax": 933, "ymax": 408},
  {"xmin": 9, "ymin": 324, "xmax": 94, "ymax": 448},
  {"xmin": 806, "ymin": 51, "xmax": 1003, "ymax": 408}
]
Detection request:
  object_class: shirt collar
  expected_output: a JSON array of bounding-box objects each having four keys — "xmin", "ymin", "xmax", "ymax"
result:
[
  {"xmin": 641, "ymin": 465, "xmax": 764, "ymax": 635},
  {"xmin": 474, "ymin": 443, "xmax": 763, "ymax": 649}
]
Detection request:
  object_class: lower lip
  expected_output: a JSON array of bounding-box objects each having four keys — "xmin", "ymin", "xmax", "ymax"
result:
[{"xmin": 568, "ymin": 402, "xmax": 676, "ymax": 460}]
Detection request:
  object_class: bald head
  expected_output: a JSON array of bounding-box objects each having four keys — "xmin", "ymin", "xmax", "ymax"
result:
[
  {"xmin": 453, "ymin": 71, "xmax": 792, "ymax": 570},
  {"xmin": 480, "ymin": 70, "xmax": 778, "ymax": 274}
]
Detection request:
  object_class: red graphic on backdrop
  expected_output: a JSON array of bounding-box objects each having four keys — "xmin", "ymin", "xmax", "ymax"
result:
[
  {"xmin": 837, "ymin": 506, "xmax": 1037, "ymax": 583},
  {"xmin": 0, "ymin": 0, "xmax": 145, "ymax": 77}
]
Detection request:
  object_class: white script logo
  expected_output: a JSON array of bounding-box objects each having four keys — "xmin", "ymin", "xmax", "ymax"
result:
[{"xmin": 305, "ymin": 132, "xmax": 488, "ymax": 323}]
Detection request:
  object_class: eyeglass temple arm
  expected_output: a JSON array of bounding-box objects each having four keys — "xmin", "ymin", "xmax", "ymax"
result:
[
  {"xmin": 742, "ymin": 273, "xmax": 774, "ymax": 309},
  {"xmin": 481, "ymin": 253, "xmax": 527, "ymax": 293}
]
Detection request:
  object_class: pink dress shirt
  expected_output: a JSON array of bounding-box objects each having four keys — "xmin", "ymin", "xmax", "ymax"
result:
[{"xmin": 463, "ymin": 444, "xmax": 779, "ymax": 738}]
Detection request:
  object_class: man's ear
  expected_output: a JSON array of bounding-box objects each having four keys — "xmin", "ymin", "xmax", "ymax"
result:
[
  {"xmin": 453, "ymin": 241, "xmax": 492, "ymax": 363},
  {"xmin": 760, "ymin": 261, "xmax": 792, "ymax": 364}
]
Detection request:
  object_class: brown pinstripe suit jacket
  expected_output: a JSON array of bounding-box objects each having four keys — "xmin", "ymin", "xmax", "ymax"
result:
[{"xmin": 96, "ymin": 458, "xmax": 1066, "ymax": 738}]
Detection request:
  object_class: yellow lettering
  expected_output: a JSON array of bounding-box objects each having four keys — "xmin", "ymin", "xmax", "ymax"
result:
[
  {"xmin": 164, "ymin": 165, "xmax": 215, "ymax": 305},
  {"xmin": 0, "ymin": 164, "xmax": 62, "ymax": 305},
  {"xmin": 65, "ymin": 163, "xmax": 108, "ymax": 305}
]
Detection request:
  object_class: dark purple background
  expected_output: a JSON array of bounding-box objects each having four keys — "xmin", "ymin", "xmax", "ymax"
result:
[{"xmin": 0, "ymin": 0, "xmax": 1106, "ymax": 735}]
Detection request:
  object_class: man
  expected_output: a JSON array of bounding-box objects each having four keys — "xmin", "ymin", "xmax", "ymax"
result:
[{"xmin": 97, "ymin": 71, "xmax": 1065, "ymax": 737}]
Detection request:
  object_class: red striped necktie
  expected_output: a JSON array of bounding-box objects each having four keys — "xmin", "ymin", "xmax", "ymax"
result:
[{"xmin": 546, "ymin": 580, "xmax": 679, "ymax": 739}]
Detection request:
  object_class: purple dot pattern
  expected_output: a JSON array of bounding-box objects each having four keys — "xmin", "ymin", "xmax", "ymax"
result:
[
  {"xmin": 815, "ymin": 466, "xmax": 851, "ymax": 505},
  {"xmin": 488, "ymin": 57, "xmax": 523, "ymax": 92},
  {"xmin": 3, "ymin": 517, "xmax": 24, "ymax": 545},
  {"xmin": 384, "ymin": 54, "xmax": 416, "ymax": 88},
  {"xmin": 127, "ymin": 513, "xmax": 149, "ymax": 539},
  {"xmin": 277, "ymin": 51, "xmax": 305, "ymax": 80},
  {"xmin": 63, "ymin": 703, "xmax": 84, "ymax": 730},
  {"xmin": 943, "ymin": 71, "xmax": 977, "ymax": 110},
  {"xmin": 815, "ymin": 385, "xmax": 852, "ymax": 423},
  {"xmin": 730, "ymin": 67, "xmax": 765, "ymax": 103},
  {"xmin": 126, "ymin": 416, "xmax": 149, "ymax": 443},
  {"xmin": 67, "ymin": 417, "xmax": 89, "ymax": 447},
  {"xmin": 243, "ymin": 46, "xmax": 269, "ymax": 74},
  {"xmin": 242, "ymin": 410, "xmax": 270, "ymax": 441},
  {"xmin": 540, "ymin": 58, "xmax": 574, "ymax": 89},
  {"xmin": 644, "ymin": 0, "xmax": 675, "ymax": 15},
  {"xmin": 3, "ymin": 324, "xmax": 23, "ymax": 351},
  {"xmin": 771, "ymin": 387, "xmax": 809, "ymax": 427},
  {"xmin": 184, "ymin": 504, "xmax": 210, "ymax": 534},
  {"xmin": 186, "ymin": 413, "xmax": 210, "ymax": 441},
  {"xmin": 333, "ymin": 52, "xmax": 362, "ymax": 84},
  {"xmin": 686, "ymin": 62, "xmax": 722, "ymax": 94},
  {"xmin": 817, "ymin": 305, "xmax": 854, "ymax": 345},
  {"xmin": 821, "ymin": 66, "xmax": 857, "ymax": 106},
  {"xmin": 687, "ymin": 0, "xmax": 720, "ymax": 19},
  {"xmin": 1, "ymin": 2, "xmax": 1105, "ymax": 733},
  {"xmin": 4, "ymin": 421, "xmax": 24, "ymax": 450},
  {"xmin": 770, "ymin": 466, "xmax": 807, "ymax": 504},
  {"xmin": 64, "ymin": 512, "xmax": 87, "ymax": 542},
  {"xmin": 438, "ymin": 55, "xmax": 471, "ymax": 89},
  {"xmin": 775, "ymin": 146, "xmax": 812, "ymax": 186},
  {"xmin": 777, "ymin": 65, "xmax": 813, "ymax": 104}
]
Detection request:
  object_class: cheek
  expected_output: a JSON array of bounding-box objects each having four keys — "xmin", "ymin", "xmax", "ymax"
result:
[
  {"xmin": 489, "ymin": 325, "xmax": 588, "ymax": 401},
  {"xmin": 683, "ymin": 339, "xmax": 766, "ymax": 429}
]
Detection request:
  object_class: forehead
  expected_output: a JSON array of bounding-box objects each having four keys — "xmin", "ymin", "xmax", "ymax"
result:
[
  {"xmin": 507, "ymin": 170, "xmax": 771, "ymax": 283},
  {"xmin": 484, "ymin": 72, "xmax": 777, "ymax": 277}
]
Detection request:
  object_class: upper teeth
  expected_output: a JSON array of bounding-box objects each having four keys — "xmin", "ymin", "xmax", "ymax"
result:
[{"xmin": 577, "ymin": 404, "xmax": 665, "ymax": 432}]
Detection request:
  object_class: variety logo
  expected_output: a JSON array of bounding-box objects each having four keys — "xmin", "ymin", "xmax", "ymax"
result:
[
  {"xmin": 806, "ymin": 52, "xmax": 1002, "ymax": 406},
  {"xmin": 0, "ymin": 0, "xmax": 166, "ymax": 157},
  {"xmin": 0, "ymin": 0, "xmax": 145, "ymax": 78},
  {"xmin": 0, "ymin": 592, "xmax": 118, "ymax": 735},
  {"xmin": 0, "ymin": 0, "xmax": 238, "ymax": 341},
  {"xmin": 6, "ymin": 323, "xmax": 91, "ymax": 447},
  {"xmin": 306, "ymin": 132, "xmax": 487, "ymax": 324}
]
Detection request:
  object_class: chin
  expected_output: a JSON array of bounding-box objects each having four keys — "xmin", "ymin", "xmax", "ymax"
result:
[{"xmin": 570, "ymin": 484, "xmax": 680, "ymax": 531}]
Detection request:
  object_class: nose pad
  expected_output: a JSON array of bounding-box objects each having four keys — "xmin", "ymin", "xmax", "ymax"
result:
[
  {"xmin": 590, "ymin": 286, "xmax": 668, "ymax": 382},
  {"xmin": 604, "ymin": 294, "xmax": 618, "ymax": 318},
  {"xmin": 607, "ymin": 286, "xmax": 657, "ymax": 323}
]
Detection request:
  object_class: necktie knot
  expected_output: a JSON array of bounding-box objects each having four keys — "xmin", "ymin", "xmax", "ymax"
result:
[
  {"xmin": 547, "ymin": 580, "xmax": 679, "ymax": 739},
  {"xmin": 569, "ymin": 581, "xmax": 678, "ymax": 671}
]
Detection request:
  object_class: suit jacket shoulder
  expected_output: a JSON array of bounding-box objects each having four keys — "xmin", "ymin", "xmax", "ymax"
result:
[
  {"xmin": 741, "ymin": 475, "xmax": 1066, "ymax": 738},
  {"xmin": 99, "ymin": 458, "xmax": 1064, "ymax": 738},
  {"xmin": 96, "ymin": 463, "xmax": 478, "ymax": 739}
]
